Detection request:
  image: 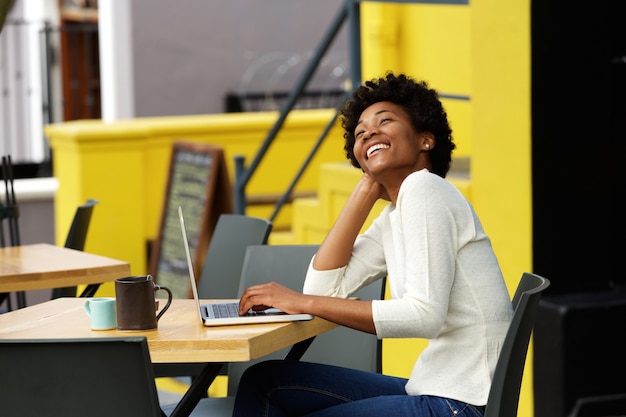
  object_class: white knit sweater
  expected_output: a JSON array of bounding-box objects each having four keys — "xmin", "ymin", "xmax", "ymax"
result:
[{"xmin": 303, "ymin": 169, "xmax": 513, "ymax": 406}]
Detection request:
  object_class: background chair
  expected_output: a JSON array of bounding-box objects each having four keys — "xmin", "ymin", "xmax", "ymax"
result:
[
  {"xmin": 0, "ymin": 336, "xmax": 165, "ymax": 417},
  {"xmin": 52, "ymin": 198, "xmax": 99, "ymax": 299},
  {"xmin": 234, "ymin": 244, "xmax": 384, "ymax": 381},
  {"xmin": 153, "ymin": 214, "xmax": 272, "ymax": 379},
  {"xmin": 0, "ymin": 154, "xmax": 24, "ymax": 311},
  {"xmin": 484, "ymin": 272, "xmax": 550, "ymax": 417},
  {"xmin": 196, "ymin": 214, "xmax": 272, "ymax": 300},
  {"xmin": 163, "ymin": 243, "xmax": 385, "ymax": 416}
]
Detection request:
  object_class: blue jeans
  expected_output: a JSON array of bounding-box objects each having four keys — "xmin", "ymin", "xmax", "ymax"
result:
[{"xmin": 231, "ymin": 360, "xmax": 486, "ymax": 417}]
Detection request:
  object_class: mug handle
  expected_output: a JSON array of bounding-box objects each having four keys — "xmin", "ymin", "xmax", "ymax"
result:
[
  {"xmin": 154, "ymin": 285, "xmax": 173, "ymax": 321},
  {"xmin": 84, "ymin": 299, "xmax": 92, "ymax": 316}
]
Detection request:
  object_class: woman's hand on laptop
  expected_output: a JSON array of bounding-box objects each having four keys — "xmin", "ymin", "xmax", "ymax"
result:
[
  {"xmin": 239, "ymin": 282, "xmax": 376, "ymax": 334},
  {"xmin": 238, "ymin": 282, "xmax": 307, "ymax": 315}
]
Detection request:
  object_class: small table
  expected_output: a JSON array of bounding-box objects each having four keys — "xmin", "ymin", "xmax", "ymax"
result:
[
  {"xmin": 0, "ymin": 297, "xmax": 338, "ymax": 417},
  {"xmin": 0, "ymin": 243, "xmax": 130, "ymax": 294}
]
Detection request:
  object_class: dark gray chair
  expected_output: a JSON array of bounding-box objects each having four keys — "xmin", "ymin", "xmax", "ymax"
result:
[
  {"xmin": 162, "ymin": 243, "xmax": 385, "ymax": 416},
  {"xmin": 484, "ymin": 272, "xmax": 550, "ymax": 417},
  {"xmin": 0, "ymin": 154, "xmax": 23, "ymax": 310},
  {"xmin": 153, "ymin": 213, "xmax": 272, "ymax": 380},
  {"xmin": 196, "ymin": 214, "xmax": 272, "ymax": 300},
  {"xmin": 52, "ymin": 198, "xmax": 99, "ymax": 299},
  {"xmin": 0, "ymin": 337, "xmax": 164, "ymax": 417}
]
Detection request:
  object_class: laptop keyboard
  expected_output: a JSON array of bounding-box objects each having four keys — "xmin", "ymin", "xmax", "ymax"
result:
[
  {"xmin": 211, "ymin": 302, "xmax": 239, "ymax": 318},
  {"xmin": 205, "ymin": 303, "xmax": 286, "ymax": 319}
]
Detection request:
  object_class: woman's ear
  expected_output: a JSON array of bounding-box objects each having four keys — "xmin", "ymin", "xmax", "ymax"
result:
[{"xmin": 422, "ymin": 133, "xmax": 435, "ymax": 151}]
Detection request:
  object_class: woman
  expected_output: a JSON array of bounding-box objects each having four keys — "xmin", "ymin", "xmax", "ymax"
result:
[{"xmin": 233, "ymin": 73, "xmax": 513, "ymax": 417}]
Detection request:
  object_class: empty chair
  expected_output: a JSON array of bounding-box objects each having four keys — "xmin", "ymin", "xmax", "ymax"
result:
[
  {"xmin": 0, "ymin": 337, "xmax": 164, "ymax": 417},
  {"xmin": 153, "ymin": 213, "xmax": 272, "ymax": 380},
  {"xmin": 162, "ymin": 243, "xmax": 385, "ymax": 416},
  {"xmin": 64, "ymin": 199, "xmax": 99, "ymax": 251},
  {"xmin": 0, "ymin": 154, "xmax": 23, "ymax": 311},
  {"xmin": 196, "ymin": 214, "xmax": 272, "ymax": 300},
  {"xmin": 234, "ymin": 243, "xmax": 385, "ymax": 374},
  {"xmin": 484, "ymin": 272, "xmax": 550, "ymax": 417},
  {"xmin": 52, "ymin": 198, "xmax": 99, "ymax": 299},
  {"xmin": 235, "ymin": 244, "xmax": 383, "ymax": 372}
]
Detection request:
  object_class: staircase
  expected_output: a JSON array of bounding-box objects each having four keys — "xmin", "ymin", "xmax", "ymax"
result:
[{"xmin": 269, "ymin": 158, "xmax": 471, "ymax": 245}]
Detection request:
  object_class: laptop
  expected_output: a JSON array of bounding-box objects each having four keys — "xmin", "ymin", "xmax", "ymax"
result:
[{"xmin": 178, "ymin": 206, "xmax": 314, "ymax": 326}]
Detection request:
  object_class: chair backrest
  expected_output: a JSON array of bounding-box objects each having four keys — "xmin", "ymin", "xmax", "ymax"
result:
[
  {"xmin": 0, "ymin": 337, "xmax": 163, "ymax": 417},
  {"xmin": 196, "ymin": 214, "xmax": 272, "ymax": 300},
  {"xmin": 52, "ymin": 199, "xmax": 99, "ymax": 298},
  {"xmin": 152, "ymin": 214, "xmax": 272, "ymax": 379},
  {"xmin": 63, "ymin": 198, "xmax": 99, "ymax": 250},
  {"xmin": 484, "ymin": 272, "xmax": 551, "ymax": 417},
  {"xmin": 225, "ymin": 244, "xmax": 385, "ymax": 394},
  {"xmin": 0, "ymin": 155, "xmax": 22, "ymax": 310},
  {"xmin": 298, "ymin": 272, "xmax": 385, "ymax": 374}
]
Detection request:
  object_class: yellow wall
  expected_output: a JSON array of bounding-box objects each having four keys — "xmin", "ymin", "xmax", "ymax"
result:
[
  {"xmin": 45, "ymin": 110, "xmax": 347, "ymax": 294},
  {"xmin": 471, "ymin": 1, "xmax": 533, "ymax": 415},
  {"xmin": 361, "ymin": 3, "xmax": 473, "ymax": 158}
]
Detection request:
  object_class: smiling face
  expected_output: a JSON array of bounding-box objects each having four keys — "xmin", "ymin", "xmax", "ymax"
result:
[{"xmin": 353, "ymin": 101, "xmax": 433, "ymax": 184}]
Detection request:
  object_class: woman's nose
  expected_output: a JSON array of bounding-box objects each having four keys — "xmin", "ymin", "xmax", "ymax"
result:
[{"xmin": 362, "ymin": 128, "xmax": 377, "ymax": 140}]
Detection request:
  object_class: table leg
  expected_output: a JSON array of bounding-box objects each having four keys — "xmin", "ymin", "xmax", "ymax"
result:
[
  {"xmin": 79, "ymin": 284, "xmax": 100, "ymax": 297},
  {"xmin": 284, "ymin": 336, "xmax": 316, "ymax": 360},
  {"xmin": 166, "ymin": 363, "xmax": 224, "ymax": 417}
]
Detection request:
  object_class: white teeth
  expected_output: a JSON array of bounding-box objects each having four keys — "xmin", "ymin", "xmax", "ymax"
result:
[{"xmin": 366, "ymin": 143, "xmax": 389, "ymax": 158}]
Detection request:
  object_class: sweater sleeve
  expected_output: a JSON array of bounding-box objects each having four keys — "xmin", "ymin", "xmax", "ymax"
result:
[{"xmin": 303, "ymin": 206, "xmax": 390, "ymax": 298}]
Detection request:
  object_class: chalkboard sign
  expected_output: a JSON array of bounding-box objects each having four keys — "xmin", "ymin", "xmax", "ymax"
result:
[{"xmin": 149, "ymin": 142, "xmax": 232, "ymax": 298}]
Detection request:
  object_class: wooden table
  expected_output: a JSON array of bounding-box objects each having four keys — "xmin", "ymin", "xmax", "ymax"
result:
[
  {"xmin": 0, "ymin": 297, "xmax": 336, "ymax": 362},
  {"xmin": 0, "ymin": 297, "xmax": 338, "ymax": 416},
  {"xmin": 0, "ymin": 243, "xmax": 130, "ymax": 293}
]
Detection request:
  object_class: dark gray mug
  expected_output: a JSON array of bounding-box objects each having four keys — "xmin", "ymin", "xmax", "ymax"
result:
[{"xmin": 114, "ymin": 275, "xmax": 172, "ymax": 330}]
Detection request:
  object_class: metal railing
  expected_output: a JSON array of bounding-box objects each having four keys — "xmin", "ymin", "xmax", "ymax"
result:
[{"xmin": 233, "ymin": 0, "xmax": 362, "ymax": 218}]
